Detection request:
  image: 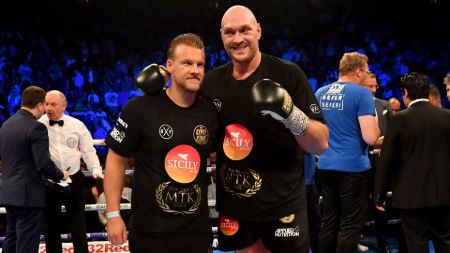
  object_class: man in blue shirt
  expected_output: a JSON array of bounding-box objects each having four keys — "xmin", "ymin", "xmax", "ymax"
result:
[{"xmin": 315, "ymin": 52, "xmax": 380, "ymax": 253}]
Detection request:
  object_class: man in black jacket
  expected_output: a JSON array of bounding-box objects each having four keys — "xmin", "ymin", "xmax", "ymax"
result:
[
  {"xmin": 375, "ymin": 72, "xmax": 450, "ymax": 253},
  {"xmin": 0, "ymin": 86, "xmax": 69, "ymax": 253}
]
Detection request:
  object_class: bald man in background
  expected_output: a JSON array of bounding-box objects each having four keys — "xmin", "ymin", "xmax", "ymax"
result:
[
  {"xmin": 444, "ymin": 74, "xmax": 450, "ymax": 107},
  {"xmin": 428, "ymin": 84, "xmax": 442, "ymax": 108},
  {"xmin": 388, "ymin": 97, "xmax": 401, "ymax": 113},
  {"xmin": 39, "ymin": 90, "xmax": 103, "ymax": 253}
]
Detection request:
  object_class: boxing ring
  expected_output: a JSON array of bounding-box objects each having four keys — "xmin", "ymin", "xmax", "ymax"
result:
[
  {"xmin": 0, "ymin": 140, "xmax": 397, "ymax": 253},
  {"xmin": 0, "ymin": 175, "xmax": 220, "ymax": 252},
  {"xmin": 0, "ymin": 201, "xmax": 220, "ymax": 253},
  {"xmin": 0, "ymin": 140, "xmax": 221, "ymax": 253}
]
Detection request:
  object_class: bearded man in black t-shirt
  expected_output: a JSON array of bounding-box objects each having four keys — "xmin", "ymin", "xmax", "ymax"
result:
[
  {"xmin": 201, "ymin": 5, "xmax": 329, "ymax": 253},
  {"xmin": 104, "ymin": 33, "xmax": 218, "ymax": 253}
]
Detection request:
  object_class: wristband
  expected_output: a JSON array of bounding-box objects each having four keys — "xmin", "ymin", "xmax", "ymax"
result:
[{"xmin": 106, "ymin": 210, "xmax": 121, "ymax": 219}]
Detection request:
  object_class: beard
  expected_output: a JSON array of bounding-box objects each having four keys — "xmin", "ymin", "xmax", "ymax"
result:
[{"xmin": 173, "ymin": 77, "xmax": 203, "ymax": 93}]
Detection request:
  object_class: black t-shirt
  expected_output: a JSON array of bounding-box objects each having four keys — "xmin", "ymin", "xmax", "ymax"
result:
[
  {"xmin": 106, "ymin": 92, "xmax": 218, "ymax": 237},
  {"xmin": 201, "ymin": 54, "xmax": 324, "ymax": 222}
]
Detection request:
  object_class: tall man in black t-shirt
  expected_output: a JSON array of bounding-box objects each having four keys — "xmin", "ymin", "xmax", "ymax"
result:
[
  {"xmin": 103, "ymin": 33, "xmax": 218, "ymax": 253},
  {"xmin": 201, "ymin": 5, "xmax": 329, "ymax": 253}
]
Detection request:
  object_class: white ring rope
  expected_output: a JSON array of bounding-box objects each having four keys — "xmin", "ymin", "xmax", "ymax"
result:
[
  {"xmin": 0, "ymin": 168, "xmax": 214, "ymax": 178},
  {"xmin": 80, "ymin": 167, "xmax": 215, "ymax": 177},
  {"xmin": 0, "ymin": 227, "xmax": 221, "ymax": 242},
  {"xmin": 0, "ymin": 201, "xmax": 217, "ymax": 214},
  {"xmin": 0, "ymin": 137, "xmax": 396, "ymax": 249}
]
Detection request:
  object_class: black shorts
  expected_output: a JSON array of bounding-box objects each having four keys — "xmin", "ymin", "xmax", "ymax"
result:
[
  {"xmin": 129, "ymin": 232, "xmax": 213, "ymax": 253},
  {"xmin": 217, "ymin": 210, "xmax": 309, "ymax": 253}
]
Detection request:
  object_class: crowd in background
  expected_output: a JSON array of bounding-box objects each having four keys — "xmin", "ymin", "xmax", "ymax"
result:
[
  {"xmin": 0, "ymin": 1, "xmax": 449, "ymax": 251},
  {"xmin": 0, "ymin": 0, "xmax": 449, "ymax": 163}
]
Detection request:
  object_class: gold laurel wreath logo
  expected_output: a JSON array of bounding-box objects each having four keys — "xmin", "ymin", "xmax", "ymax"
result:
[
  {"xmin": 221, "ymin": 168, "xmax": 262, "ymax": 198},
  {"xmin": 187, "ymin": 185, "xmax": 201, "ymax": 213},
  {"xmin": 155, "ymin": 182, "xmax": 202, "ymax": 215}
]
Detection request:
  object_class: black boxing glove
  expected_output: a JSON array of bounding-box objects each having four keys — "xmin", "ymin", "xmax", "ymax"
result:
[
  {"xmin": 135, "ymin": 64, "xmax": 170, "ymax": 95},
  {"xmin": 252, "ymin": 79, "xmax": 309, "ymax": 135}
]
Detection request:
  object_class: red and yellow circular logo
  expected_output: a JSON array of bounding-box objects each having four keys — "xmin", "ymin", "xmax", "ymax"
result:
[
  {"xmin": 220, "ymin": 215, "xmax": 239, "ymax": 236},
  {"xmin": 223, "ymin": 124, "xmax": 253, "ymax": 161},
  {"xmin": 164, "ymin": 145, "xmax": 201, "ymax": 184}
]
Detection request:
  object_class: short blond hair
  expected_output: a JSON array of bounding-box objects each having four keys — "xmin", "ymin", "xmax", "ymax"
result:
[
  {"xmin": 166, "ymin": 33, "xmax": 204, "ymax": 60},
  {"xmin": 338, "ymin": 52, "xmax": 369, "ymax": 77}
]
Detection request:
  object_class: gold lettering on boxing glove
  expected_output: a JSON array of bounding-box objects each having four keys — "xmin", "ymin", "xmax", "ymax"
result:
[{"xmin": 282, "ymin": 91, "xmax": 293, "ymax": 115}]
